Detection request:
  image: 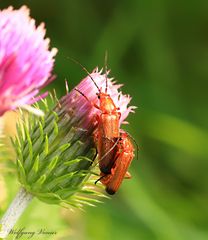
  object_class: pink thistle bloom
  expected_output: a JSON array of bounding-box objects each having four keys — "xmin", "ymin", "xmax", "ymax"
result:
[
  {"xmin": 59, "ymin": 68, "xmax": 136, "ymax": 132},
  {"xmin": 0, "ymin": 6, "xmax": 57, "ymax": 116}
]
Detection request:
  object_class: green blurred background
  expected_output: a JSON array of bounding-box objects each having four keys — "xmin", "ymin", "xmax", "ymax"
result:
[{"xmin": 1, "ymin": 1, "xmax": 208, "ymax": 239}]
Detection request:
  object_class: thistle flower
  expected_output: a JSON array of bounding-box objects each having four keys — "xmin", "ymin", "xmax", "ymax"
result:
[
  {"xmin": 70, "ymin": 67, "xmax": 136, "ymax": 125},
  {"xmin": 0, "ymin": 68, "xmax": 135, "ymax": 238},
  {"xmin": 14, "ymin": 68, "xmax": 134, "ymax": 205},
  {"xmin": 0, "ymin": 6, "xmax": 57, "ymax": 116}
]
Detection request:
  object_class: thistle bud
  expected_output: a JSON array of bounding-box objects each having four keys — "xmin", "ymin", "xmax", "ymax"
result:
[
  {"xmin": 12, "ymin": 68, "xmax": 135, "ymax": 208},
  {"xmin": 0, "ymin": 67, "xmax": 135, "ymax": 238},
  {"xmin": 13, "ymin": 98, "xmax": 97, "ymax": 208}
]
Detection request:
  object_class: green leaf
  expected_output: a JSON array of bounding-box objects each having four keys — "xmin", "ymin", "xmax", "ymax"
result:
[
  {"xmin": 44, "ymin": 134, "xmax": 49, "ymax": 156},
  {"xmin": 44, "ymin": 172, "xmax": 76, "ymax": 191},
  {"xmin": 58, "ymin": 143, "xmax": 71, "ymax": 152},
  {"xmin": 35, "ymin": 192, "xmax": 62, "ymax": 204},
  {"xmin": 25, "ymin": 123, "xmax": 33, "ymax": 161},
  {"xmin": 53, "ymin": 120, "xmax": 59, "ymax": 136},
  {"xmin": 33, "ymin": 175, "xmax": 47, "ymax": 190},
  {"xmin": 32, "ymin": 155, "xmax": 40, "ymax": 173},
  {"xmin": 38, "ymin": 121, "xmax": 44, "ymax": 142},
  {"xmin": 17, "ymin": 159, "xmax": 26, "ymax": 184},
  {"xmin": 63, "ymin": 158, "xmax": 83, "ymax": 166},
  {"xmin": 47, "ymin": 156, "xmax": 59, "ymax": 171}
]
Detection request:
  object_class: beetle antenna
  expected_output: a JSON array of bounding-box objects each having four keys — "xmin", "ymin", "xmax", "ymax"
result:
[
  {"xmin": 68, "ymin": 56, "xmax": 101, "ymax": 92},
  {"xmin": 74, "ymin": 88, "xmax": 91, "ymax": 103}
]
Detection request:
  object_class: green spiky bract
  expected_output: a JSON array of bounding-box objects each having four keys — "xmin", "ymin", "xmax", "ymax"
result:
[{"xmin": 12, "ymin": 94, "xmax": 105, "ymax": 209}]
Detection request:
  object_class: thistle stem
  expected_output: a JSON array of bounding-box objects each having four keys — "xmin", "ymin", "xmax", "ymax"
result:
[{"xmin": 0, "ymin": 187, "xmax": 33, "ymax": 239}]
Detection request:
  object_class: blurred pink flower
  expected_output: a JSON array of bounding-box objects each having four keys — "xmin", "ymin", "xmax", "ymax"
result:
[{"xmin": 0, "ymin": 6, "xmax": 57, "ymax": 116}]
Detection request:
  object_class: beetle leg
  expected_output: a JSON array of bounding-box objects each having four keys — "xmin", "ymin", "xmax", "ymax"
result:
[
  {"xmin": 95, "ymin": 174, "xmax": 106, "ymax": 185},
  {"xmin": 93, "ymin": 103, "xmax": 101, "ymax": 110}
]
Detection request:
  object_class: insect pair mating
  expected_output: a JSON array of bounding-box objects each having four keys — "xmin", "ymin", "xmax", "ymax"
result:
[{"xmin": 73, "ymin": 58, "xmax": 136, "ymax": 195}]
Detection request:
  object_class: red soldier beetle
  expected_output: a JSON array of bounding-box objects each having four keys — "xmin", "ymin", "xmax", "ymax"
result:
[
  {"xmin": 72, "ymin": 56, "xmax": 121, "ymax": 174},
  {"xmin": 98, "ymin": 131, "xmax": 136, "ymax": 195}
]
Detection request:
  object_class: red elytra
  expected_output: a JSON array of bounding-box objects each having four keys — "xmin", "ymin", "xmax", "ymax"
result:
[
  {"xmin": 100, "ymin": 131, "xmax": 135, "ymax": 195},
  {"xmin": 93, "ymin": 89, "xmax": 121, "ymax": 174}
]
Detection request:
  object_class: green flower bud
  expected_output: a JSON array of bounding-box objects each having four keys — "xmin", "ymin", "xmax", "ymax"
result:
[
  {"xmin": 12, "ymin": 93, "xmax": 103, "ymax": 208},
  {"xmin": 11, "ymin": 68, "xmax": 134, "ymax": 208}
]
